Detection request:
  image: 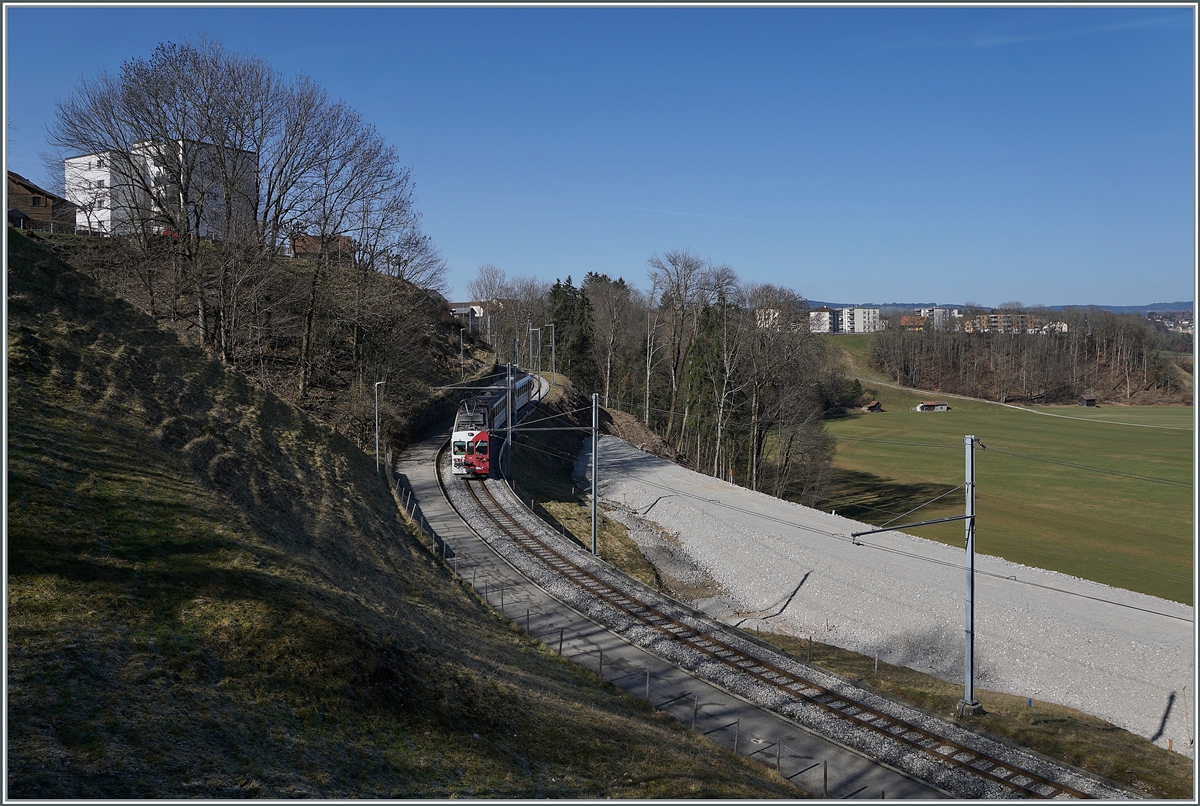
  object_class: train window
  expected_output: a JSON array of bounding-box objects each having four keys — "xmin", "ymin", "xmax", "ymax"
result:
[
  {"xmin": 466, "ymin": 442, "xmax": 475, "ymax": 455},
  {"xmin": 453, "ymin": 441, "xmax": 466, "ymax": 455},
  {"xmin": 476, "ymin": 441, "xmax": 488, "ymax": 455}
]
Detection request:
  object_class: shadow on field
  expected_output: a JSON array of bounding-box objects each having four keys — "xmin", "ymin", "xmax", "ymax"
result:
[{"xmin": 819, "ymin": 469, "xmax": 961, "ymax": 525}]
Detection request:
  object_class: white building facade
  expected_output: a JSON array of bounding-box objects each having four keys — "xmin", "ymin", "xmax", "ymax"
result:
[
  {"xmin": 807, "ymin": 307, "xmax": 835, "ymax": 333},
  {"xmin": 837, "ymin": 307, "xmax": 881, "ymax": 333},
  {"xmin": 918, "ymin": 307, "xmax": 957, "ymax": 330},
  {"xmin": 65, "ymin": 141, "xmax": 257, "ymax": 239}
]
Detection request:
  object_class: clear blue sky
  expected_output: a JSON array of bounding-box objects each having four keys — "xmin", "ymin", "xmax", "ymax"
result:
[{"xmin": 4, "ymin": 4, "xmax": 1196, "ymax": 307}]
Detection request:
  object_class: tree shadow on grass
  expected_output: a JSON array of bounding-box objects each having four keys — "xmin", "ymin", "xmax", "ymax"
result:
[{"xmin": 820, "ymin": 469, "xmax": 961, "ymax": 526}]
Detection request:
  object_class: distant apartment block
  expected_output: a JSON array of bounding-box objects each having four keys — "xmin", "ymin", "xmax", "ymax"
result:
[
  {"xmin": 809, "ymin": 306, "xmax": 880, "ymax": 333},
  {"xmin": 808, "ymin": 306, "xmax": 835, "ymax": 333},
  {"xmin": 837, "ymin": 307, "xmax": 881, "ymax": 333},
  {"xmin": 65, "ymin": 140, "xmax": 257, "ymax": 239},
  {"xmin": 918, "ymin": 307, "xmax": 957, "ymax": 330}
]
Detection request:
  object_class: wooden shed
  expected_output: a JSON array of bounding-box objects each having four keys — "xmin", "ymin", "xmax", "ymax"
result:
[{"xmin": 1077, "ymin": 395, "xmax": 1097, "ymax": 407}]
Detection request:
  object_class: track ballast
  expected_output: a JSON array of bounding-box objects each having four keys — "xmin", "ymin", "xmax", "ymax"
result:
[{"xmin": 438, "ymin": 447, "xmax": 1133, "ymax": 800}]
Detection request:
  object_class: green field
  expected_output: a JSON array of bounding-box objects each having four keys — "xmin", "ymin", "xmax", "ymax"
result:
[{"xmin": 821, "ymin": 336, "xmax": 1194, "ymax": 605}]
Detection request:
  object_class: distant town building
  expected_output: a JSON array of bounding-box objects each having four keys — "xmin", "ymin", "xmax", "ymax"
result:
[
  {"xmin": 448, "ymin": 302, "xmax": 484, "ymax": 335},
  {"xmin": 808, "ymin": 306, "xmax": 836, "ymax": 333},
  {"xmin": 837, "ymin": 307, "xmax": 881, "ymax": 333},
  {"xmin": 918, "ymin": 307, "xmax": 955, "ymax": 330},
  {"xmin": 289, "ymin": 234, "xmax": 357, "ymax": 264},
  {"xmin": 900, "ymin": 315, "xmax": 928, "ymax": 331}
]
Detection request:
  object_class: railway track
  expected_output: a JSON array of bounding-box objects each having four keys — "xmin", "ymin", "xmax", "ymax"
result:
[{"xmin": 440, "ymin": 449, "xmax": 1100, "ymax": 799}]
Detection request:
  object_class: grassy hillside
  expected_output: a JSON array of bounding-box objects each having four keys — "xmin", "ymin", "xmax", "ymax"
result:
[
  {"xmin": 5, "ymin": 230, "xmax": 801, "ymax": 798},
  {"xmin": 820, "ymin": 334, "xmax": 1193, "ymax": 604}
]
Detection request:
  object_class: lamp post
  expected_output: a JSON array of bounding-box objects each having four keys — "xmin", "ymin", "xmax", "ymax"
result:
[
  {"xmin": 459, "ymin": 327, "xmax": 465, "ymax": 380},
  {"xmin": 375, "ymin": 380, "xmax": 386, "ymax": 476}
]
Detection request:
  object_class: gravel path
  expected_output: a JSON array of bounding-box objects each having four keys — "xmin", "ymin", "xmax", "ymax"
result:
[{"xmin": 577, "ymin": 436, "xmax": 1196, "ymax": 758}]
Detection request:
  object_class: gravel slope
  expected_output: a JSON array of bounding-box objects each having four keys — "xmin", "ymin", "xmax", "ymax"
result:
[{"xmin": 577, "ymin": 436, "xmax": 1196, "ymax": 758}]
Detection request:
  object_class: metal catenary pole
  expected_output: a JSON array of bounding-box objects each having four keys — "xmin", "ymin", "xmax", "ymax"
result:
[
  {"xmin": 959, "ymin": 434, "xmax": 982, "ymax": 715},
  {"xmin": 591, "ymin": 392, "xmax": 599, "ymax": 555},
  {"xmin": 506, "ymin": 350, "xmax": 514, "ymax": 479}
]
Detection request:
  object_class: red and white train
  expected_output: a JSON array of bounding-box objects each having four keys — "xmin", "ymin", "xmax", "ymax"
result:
[{"xmin": 451, "ymin": 371, "xmax": 535, "ymax": 478}]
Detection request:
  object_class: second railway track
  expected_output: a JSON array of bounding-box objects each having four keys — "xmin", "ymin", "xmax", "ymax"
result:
[{"xmin": 437, "ymin": 444, "xmax": 1133, "ymax": 800}]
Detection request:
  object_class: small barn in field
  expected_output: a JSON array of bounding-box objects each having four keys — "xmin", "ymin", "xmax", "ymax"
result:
[
  {"xmin": 912, "ymin": 401, "xmax": 950, "ymax": 412},
  {"xmin": 1078, "ymin": 395, "xmax": 1097, "ymax": 407},
  {"xmin": 861, "ymin": 400, "xmax": 884, "ymax": 412}
]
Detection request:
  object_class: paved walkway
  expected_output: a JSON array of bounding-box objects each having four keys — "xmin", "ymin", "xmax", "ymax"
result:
[{"xmin": 393, "ymin": 423, "xmax": 947, "ymax": 799}]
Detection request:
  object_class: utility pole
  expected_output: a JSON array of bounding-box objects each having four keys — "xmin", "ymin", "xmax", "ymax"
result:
[
  {"xmin": 374, "ymin": 381, "xmax": 386, "ymax": 476},
  {"xmin": 459, "ymin": 327, "xmax": 465, "ymax": 380},
  {"xmin": 959, "ymin": 435, "xmax": 983, "ymax": 717},
  {"xmin": 529, "ymin": 327, "xmax": 542, "ymax": 401},
  {"xmin": 848, "ymin": 434, "xmax": 984, "ymax": 717},
  {"xmin": 506, "ymin": 343, "xmax": 515, "ymax": 479},
  {"xmin": 546, "ymin": 322, "xmax": 556, "ymax": 389},
  {"xmin": 592, "ymin": 392, "xmax": 599, "ymax": 555}
]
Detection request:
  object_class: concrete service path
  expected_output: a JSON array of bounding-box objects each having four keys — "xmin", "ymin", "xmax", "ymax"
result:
[{"xmin": 578, "ymin": 435, "xmax": 1196, "ymax": 759}]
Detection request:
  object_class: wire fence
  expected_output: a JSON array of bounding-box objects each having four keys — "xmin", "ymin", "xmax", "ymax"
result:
[{"xmin": 385, "ymin": 448, "xmax": 454, "ymax": 560}]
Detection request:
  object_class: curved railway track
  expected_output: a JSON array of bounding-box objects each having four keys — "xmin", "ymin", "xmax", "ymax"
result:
[{"xmin": 439, "ymin": 445, "xmax": 1096, "ymax": 799}]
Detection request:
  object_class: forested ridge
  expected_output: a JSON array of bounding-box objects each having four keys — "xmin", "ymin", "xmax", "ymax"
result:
[{"xmin": 870, "ymin": 309, "xmax": 1192, "ymax": 405}]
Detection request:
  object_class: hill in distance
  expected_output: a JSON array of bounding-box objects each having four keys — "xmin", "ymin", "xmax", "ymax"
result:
[{"xmin": 5, "ymin": 230, "xmax": 799, "ymax": 799}]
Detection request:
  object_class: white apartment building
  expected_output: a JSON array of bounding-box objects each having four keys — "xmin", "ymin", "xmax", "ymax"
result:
[
  {"xmin": 65, "ymin": 140, "xmax": 257, "ymax": 239},
  {"xmin": 837, "ymin": 307, "xmax": 881, "ymax": 333},
  {"xmin": 918, "ymin": 307, "xmax": 958, "ymax": 330},
  {"xmin": 807, "ymin": 306, "xmax": 835, "ymax": 333}
]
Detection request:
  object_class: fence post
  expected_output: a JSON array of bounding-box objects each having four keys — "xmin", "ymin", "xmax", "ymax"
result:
[
  {"xmin": 598, "ymin": 649, "xmax": 602, "ymax": 678},
  {"xmin": 645, "ymin": 668, "xmax": 650, "ymax": 702},
  {"xmin": 734, "ymin": 718, "xmax": 739, "ymax": 753},
  {"xmin": 558, "ymin": 628, "xmax": 563, "ymax": 655},
  {"xmin": 692, "ymin": 695, "xmax": 698, "ymax": 729},
  {"xmin": 823, "ymin": 760, "xmax": 828, "ymax": 797}
]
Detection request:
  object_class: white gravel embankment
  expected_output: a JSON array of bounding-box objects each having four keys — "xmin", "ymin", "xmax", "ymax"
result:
[{"xmin": 576, "ymin": 435, "xmax": 1196, "ymax": 758}]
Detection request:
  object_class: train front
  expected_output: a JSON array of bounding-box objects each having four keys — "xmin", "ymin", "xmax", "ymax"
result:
[
  {"xmin": 451, "ymin": 398, "xmax": 492, "ymax": 478},
  {"xmin": 451, "ymin": 429, "xmax": 491, "ymax": 477}
]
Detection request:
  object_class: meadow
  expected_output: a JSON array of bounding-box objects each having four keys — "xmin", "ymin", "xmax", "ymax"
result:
[{"xmin": 821, "ymin": 336, "xmax": 1194, "ymax": 605}]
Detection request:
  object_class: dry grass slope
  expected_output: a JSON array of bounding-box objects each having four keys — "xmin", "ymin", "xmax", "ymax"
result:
[{"xmin": 5, "ymin": 230, "xmax": 802, "ymax": 799}]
